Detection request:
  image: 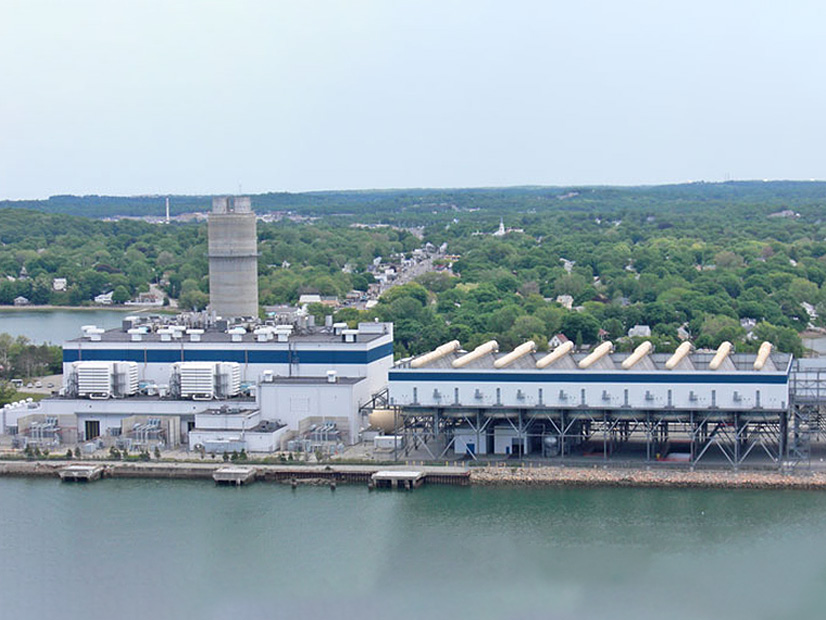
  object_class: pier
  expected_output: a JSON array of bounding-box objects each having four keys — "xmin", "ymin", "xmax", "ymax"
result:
[
  {"xmin": 372, "ymin": 470, "xmax": 425, "ymax": 489},
  {"xmin": 213, "ymin": 466, "xmax": 257, "ymax": 486},
  {"xmin": 59, "ymin": 464, "xmax": 105, "ymax": 482}
]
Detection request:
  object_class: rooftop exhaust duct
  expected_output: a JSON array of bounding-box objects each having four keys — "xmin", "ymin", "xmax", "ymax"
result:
[
  {"xmin": 411, "ymin": 340, "xmax": 461, "ymax": 368},
  {"xmin": 452, "ymin": 340, "xmax": 499, "ymax": 368},
  {"xmin": 494, "ymin": 341, "xmax": 536, "ymax": 369},
  {"xmin": 578, "ymin": 341, "xmax": 613, "ymax": 369},
  {"xmin": 536, "ymin": 341, "xmax": 574, "ymax": 369},
  {"xmin": 665, "ymin": 341, "xmax": 692, "ymax": 370}
]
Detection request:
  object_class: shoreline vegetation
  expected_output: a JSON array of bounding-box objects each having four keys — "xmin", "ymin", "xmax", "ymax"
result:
[{"xmin": 3, "ymin": 459, "xmax": 826, "ymax": 490}]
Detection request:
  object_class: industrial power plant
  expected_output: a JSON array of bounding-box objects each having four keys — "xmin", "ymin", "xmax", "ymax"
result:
[
  {"xmin": 384, "ymin": 338, "xmax": 798, "ymax": 467},
  {"xmin": 1, "ymin": 196, "xmax": 824, "ymax": 468}
]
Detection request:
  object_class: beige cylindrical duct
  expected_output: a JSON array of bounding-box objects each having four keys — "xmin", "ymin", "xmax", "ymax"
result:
[
  {"xmin": 368, "ymin": 409, "xmax": 396, "ymax": 433},
  {"xmin": 494, "ymin": 341, "xmax": 536, "ymax": 369},
  {"xmin": 452, "ymin": 340, "xmax": 499, "ymax": 368},
  {"xmin": 536, "ymin": 341, "xmax": 574, "ymax": 369},
  {"xmin": 621, "ymin": 341, "xmax": 653, "ymax": 370},
  {"xmin": 578, "ymin": 341, "xmax": 614, "ymax": 369},
  {"xmin": 411, "ymin": 340, "xmax": 461, "ymax": 368},
  {"xmin": 665, "ymin": 341, "xmax": 692, "ymax": 370},
  {"xmin": 709, "ymin": 341, "xmax": 733, "ymax": 370},
  {"xmin": 753, "ymin": 341, "xmax": 773, "ymax": 370}
]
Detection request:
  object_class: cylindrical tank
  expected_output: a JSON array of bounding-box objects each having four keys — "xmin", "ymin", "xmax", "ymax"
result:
[
  {"xmin": 368, "ymin": 409, "xmax": 396, "ymax": 433},
  {"xmin": 208, "ymin": 196, "xmax": 259, "ymax": 318},
  {"xmin": 542, "ymin": 435, "xmax": 559, "ymax": 457}
]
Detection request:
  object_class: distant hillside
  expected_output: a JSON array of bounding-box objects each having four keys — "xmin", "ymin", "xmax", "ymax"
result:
[{"xmin": 1, "ymin": 181, "xmax": 824, "ymax": 221}]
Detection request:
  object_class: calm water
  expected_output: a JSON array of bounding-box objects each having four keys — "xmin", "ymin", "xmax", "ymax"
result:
[
  {"xmin": 1, "ymin": 478, "xmax": 826, "ymax": 620},
  {"xmin": 0, "ymin": 309, "xmax": 134, "ymax": 344}
]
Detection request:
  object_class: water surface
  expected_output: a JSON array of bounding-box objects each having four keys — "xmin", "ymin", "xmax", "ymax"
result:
[
  {"xmin": 0, "ymin": 309, "xmax": 134, "ymax": 344},
  {"xmin": 1, "ymin": 478, "xmax": 824, "ymax": 620}
]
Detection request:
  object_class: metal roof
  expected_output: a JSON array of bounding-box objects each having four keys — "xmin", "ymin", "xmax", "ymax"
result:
[
  {"xmin": 67, "ymin": 328, "xmax": 385, "ymax": 345},
  {"xmin": 399, "ymin": 351, "xmax": 792, "ymax": 373}
]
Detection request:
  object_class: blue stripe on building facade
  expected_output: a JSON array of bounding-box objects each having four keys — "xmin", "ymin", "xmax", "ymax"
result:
[
  {"xmin": 388, "ymin": 370, "xmax": 789, "ymax": 385},
  {"xmin": 63, "ymin": 341, "xmax": 394, "ymax": 365}
]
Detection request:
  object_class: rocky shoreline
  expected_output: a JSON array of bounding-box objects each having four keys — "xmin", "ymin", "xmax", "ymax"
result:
[{"xmin": 470, "ymin": 465, "xmax": 826, "ymax": 490}]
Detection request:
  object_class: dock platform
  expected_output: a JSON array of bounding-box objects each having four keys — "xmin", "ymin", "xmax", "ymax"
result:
[
  {"xmin": 372, "ymin": 470, "xmax": 425, "ymax": 489},
  {"xmin": 59, "ymin": 465, "xmax": 105, "ymax": 482},
  {"xmin": 213, "ymin": 466, "xmax": 257, "ymax": 486}
]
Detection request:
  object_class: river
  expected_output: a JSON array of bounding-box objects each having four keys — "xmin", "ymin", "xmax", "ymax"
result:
[
  {"xmin": 0, "ymin": 308, "xmax": 136, "ymax": 344},
  {"xmin": 1, "ymin": 478, "xmax": 825, "ymax": 620}
]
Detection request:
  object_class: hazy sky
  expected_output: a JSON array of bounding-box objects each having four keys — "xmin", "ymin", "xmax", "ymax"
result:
[{"xmin": 1, "ymin": 1, "xmax": 824, "ymax": 199}]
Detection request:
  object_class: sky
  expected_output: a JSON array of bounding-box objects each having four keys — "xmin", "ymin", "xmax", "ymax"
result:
[{"xmin": 1, "ymin": 0, "xmax": 824, "ymax": 200}]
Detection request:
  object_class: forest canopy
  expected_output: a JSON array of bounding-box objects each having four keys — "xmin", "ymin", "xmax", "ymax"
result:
[{"xmin": 2, "ymin": 181, "xmax": 825, "ymax": 358}]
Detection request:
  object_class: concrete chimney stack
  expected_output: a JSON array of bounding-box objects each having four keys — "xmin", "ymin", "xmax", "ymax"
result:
[{"xmin": 207, "ymin": 196, "xmax": 259, "ymax": 318}]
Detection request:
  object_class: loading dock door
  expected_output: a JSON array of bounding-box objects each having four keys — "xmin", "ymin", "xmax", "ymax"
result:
[{"xmin": 85, "ymin": 420, "xmax": 100, "ymax": 440}]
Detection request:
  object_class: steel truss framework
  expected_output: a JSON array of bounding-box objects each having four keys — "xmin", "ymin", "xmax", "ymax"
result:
[
  {"xmin": 388, "ymin": 406, "xmax": 789, "ymax": 469},
  {"xmin": 370, "ymin": 360, "xmax": 826, "ymax": 469},
  {"xmin": 788, "ymin": 362, "xmax": 826, "ymax": 468}
]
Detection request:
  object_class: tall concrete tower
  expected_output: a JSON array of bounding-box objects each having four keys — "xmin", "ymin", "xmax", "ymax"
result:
[{"xmin": 208, "ymin": 196, "xmax": 259, "ymax": 318}]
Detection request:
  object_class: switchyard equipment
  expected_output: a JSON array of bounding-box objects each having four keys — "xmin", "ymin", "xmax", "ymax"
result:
[
  {"xmin": 25, "ymin": 417, "xmax": 61, "ymax": 448},
  {"xmin": 388, "ymin": 340, "xmax": 794, "ymax": 468}
]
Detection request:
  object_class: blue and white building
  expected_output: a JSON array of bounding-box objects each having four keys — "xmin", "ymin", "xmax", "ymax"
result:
[
  {"xmin": 3, "ymin": 320, "xmax": 393, "ymax": 449},
  {"xmin": 388, "ymin": 339, "xmax": 794, "ymax": 465}
]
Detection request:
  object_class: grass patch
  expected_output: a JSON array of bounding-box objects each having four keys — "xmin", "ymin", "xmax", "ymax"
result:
[{"xmin": 14, "ymin": 392, "xmax": 48, "ymax": 402}]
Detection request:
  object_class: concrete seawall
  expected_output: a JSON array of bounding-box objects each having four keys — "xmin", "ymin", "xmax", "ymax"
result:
[
  {"xmin": 0, "ymin": 460, "xmax": 471, "ymax": 486},
  {"xmin": 2, "ymin": 460, "xmax": 826, "ymax": 490}
]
